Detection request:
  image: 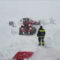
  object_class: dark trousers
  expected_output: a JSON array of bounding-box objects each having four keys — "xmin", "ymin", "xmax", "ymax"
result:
[{"xmin": 38, "ymin": 37, "xmax": 44, "ymax": 45}]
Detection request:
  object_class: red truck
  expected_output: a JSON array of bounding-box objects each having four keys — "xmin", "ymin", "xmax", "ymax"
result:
[{"xmin": 19, "ymin": 18, "xmax": 36, "ymax": 35}]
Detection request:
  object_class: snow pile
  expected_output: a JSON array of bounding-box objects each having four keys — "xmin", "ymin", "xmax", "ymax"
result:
[{"xmin": 29, "ymin": 47, "xmax": 60, "ymax": 60}]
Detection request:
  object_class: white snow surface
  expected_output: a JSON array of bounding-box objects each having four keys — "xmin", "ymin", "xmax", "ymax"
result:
[
  {"xmin": 0, "ymin": 0, "xmax": 60, "ymax": 60},
  {"xmin": 29, "ymin": 47, "xmax": 60, "ymax": 60}
]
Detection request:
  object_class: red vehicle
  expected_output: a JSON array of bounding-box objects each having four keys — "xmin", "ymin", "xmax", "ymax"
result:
[
  {"xmin": 22, "ymin": 18, "xmax": 40, "ymax": 25},
  {"xmin": 30, "ymin": 20, "xmax": 40, "ymax": 25},
  {"xmin": 19, "ymin": 18, "xmax": 36, "ymax": 35}
]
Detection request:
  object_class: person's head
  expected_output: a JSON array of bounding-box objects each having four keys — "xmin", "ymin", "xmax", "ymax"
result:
[{"xmin": 40, "ymin": 26, "xmax": 43, "ymax": 29}]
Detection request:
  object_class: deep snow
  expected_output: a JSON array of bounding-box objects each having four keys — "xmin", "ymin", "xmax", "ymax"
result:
[{"xmin": 0, "ymin": 0, "xmax": 60, "ymax": 60}]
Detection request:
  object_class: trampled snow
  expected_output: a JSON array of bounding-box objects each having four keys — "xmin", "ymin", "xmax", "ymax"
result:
[{"xmin": 0, "ymin": 0, "xmax": 60, "ymax": 60}]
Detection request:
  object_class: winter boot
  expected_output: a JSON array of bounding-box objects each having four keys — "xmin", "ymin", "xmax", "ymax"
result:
[{"xmin": 42, "ymin": 42, "xmax": 45, "ymax": 46}]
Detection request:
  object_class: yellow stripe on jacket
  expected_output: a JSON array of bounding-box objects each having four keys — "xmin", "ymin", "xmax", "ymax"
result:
[{"xmin": 39, "ymin": 30, "xmax": 45, "ymax": 32}]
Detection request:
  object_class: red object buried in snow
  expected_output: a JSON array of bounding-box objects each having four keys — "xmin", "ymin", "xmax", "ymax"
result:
[{"xmin": 13, "ymin": 51, "xmax": 34, "ymax": 60}]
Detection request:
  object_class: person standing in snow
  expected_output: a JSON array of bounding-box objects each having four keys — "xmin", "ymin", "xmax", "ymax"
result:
[{"xmin": 37, "ymin": 26, "xmax": 46, "ymax": 46}]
